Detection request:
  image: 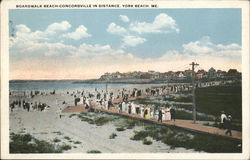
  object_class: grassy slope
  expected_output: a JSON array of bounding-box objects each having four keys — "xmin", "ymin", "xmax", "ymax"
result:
[{"xmin": 195, "ymin": 86, "xmax": 242, "ymax": 121}]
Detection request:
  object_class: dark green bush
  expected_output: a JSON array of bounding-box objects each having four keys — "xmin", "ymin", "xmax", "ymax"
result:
[
  {"xmin": 10, "ymin": 133, "xmax": 62, "ymax": 153},
  {"xmin": 116, "ymin": 127, "xmax": 125, "ymax": 132},
  {"xmin": 109, "ymin": 133, "xmax": 117, "ymax": 139},
  {"xmin": 87, "ymin": 150, "xmax": 101, "ymax": 153}
]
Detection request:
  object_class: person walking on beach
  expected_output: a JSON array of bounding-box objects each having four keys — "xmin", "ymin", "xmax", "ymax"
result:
[
  {"xmin": 225, "ymin": 115, "xmax": 232, "ymax": 136},
  {"xmin": 23, "ymin": 100, "xmax": 26, "ymax": 110},
  {"xmin": 26, "ymin": 102, "xmax": 30, "ymax": 112},
  {"xmin": 18, "ymin": 100, "xmax": 21, "ymax": 108}
]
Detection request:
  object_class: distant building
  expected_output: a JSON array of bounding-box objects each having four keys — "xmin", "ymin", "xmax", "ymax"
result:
[
  {"xmin": 175, "ymin": 71, "xmax": 186, "ymax": 80},
  {"xmin": 216, "ymin": 70, "xmax": 227, "ymax": 78},
  {"xmin": 196, "ymin": 69, "xmax": 207, "ymax": 79},
  {"xmin": 184, "ymin": 69, "xmax": 192, "ymax": 78},
  {"xmin": 208, "ymin": 67, "xmax": 216, "ymax": 79},
  {"xmin": 98, "ymin": 67, "xmax": 241, "ymax": 81},
  {"xmin": 227, "ymin": 69, "xmax": 240, "ymax": 78},
  {"xmin": 140, "ymin": 72, "xmax": 151, "ymax": 79}
]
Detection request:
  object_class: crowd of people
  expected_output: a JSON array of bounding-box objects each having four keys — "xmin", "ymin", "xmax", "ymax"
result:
[
  {"xmin": 71, "ymin": 87, "xmax": 177, "ymax": 122},
  {"xmin": 10, "ymin": 99, "xmax": 50, "ymax": 112}
]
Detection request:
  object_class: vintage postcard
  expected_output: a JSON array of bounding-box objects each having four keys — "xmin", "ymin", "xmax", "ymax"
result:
[{"xmin": 1, "ymin": 0, "xmax": 249, "ymax": 159}]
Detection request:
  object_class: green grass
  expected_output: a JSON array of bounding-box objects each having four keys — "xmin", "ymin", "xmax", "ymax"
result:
[
  {"xmin": 133, "ymin": 98, "xmax": 171, "ymax": 107},
  {"xmin": 94, "ymin": 116, "xmax": 118, "ymax": 126},
  {"xmin": 175, "ymin": 110, "xmax": 214, "ymax": 121},
  {"xmin": 77, "ymin": 114, "xmax": 94, "ymax": 123},
  {"xmin": 163, "ymin": 95, "xmax": 192, "ymax": 102},
  {"xmin": 195, "ymin": 86, "xmax": 242, "ymax": 121},
  {"xmin": 177, "ymin": 104, "xmax": 193, "ymax": 111},
  {"xmin": 129, "ymin": 125, "xmax": 242, "ymax": 153},
  {"xmin": 76, "ymin": 112, "xmax": 118, "ymax": 126},
  {"xmin": 123, "ymin": 119, "xmax": 139, "ymax": 129}
]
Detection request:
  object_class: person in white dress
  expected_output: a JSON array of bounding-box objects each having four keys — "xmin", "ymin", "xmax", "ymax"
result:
[
  {"xmin": 162, "ymin": 108, "xmax": 166, "ymax": 121},
  {"xmin": 165, "ymin": 107, "xmax": 171, "ymax": 121},
  {"xmin": 140, "ymin": 106, "xmax": 145, "ymax": 118},
  {"xmin": 150, "ymin": 107, "xmax": 154, "ymax": 119},
  {"xmin": 131, "ymin": 102, "xmax": 136, "ymax": 114},
  {"xmin": 80, "ymin": 96, "xmax": 84, "ymax": 104},
  {"xmin": 155, "ymin": 108, "xmax": 159, "ymax": 120},
  {"xmin": 122, "ymin": 101, "xmax": 126, "ymax": 113}
]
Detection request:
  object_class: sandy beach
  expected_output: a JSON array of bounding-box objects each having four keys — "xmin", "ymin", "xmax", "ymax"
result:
[{"xmin": 9, "ymin": 92, "xmax": 200, "ymax": 153}]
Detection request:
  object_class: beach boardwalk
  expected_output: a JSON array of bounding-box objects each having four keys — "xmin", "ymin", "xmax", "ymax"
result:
[{"xmin": 62, "ymin": 102, "xmax": 242, "ymax": 141}]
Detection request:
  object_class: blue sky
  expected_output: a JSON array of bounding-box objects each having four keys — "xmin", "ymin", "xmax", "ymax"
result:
[{"xmin": 9, "ymin": 9, "xmax": 242, "ymax": 79}]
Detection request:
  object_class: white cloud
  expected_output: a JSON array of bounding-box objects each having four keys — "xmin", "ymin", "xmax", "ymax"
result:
[
  {"xmin": 16, "ymin": 24, "xmax": 31, "ymax": 33},
  {"xmin": 122, "ymin": 35, "xmax": 146, "ymax": 47},
  {"xmin": 46, "ymin": 21, "xmax": 71, "ymax": 34},
  {"xmin": 182, "ymin": 36, "xmax": 241, "ymax": 58},
  {"xmin": 62, "ymin": 25, "xmax": 91, "ymax": 40},
  {"xmin": 106, "ymin": 14, "xmax": 179, "ymax": 48},
  {"xmin": 107, "ymin": 22, "xmax": 127, "ymax": 35},
  {"xmin": 183, "ymin": 41, "xmax": 214, "ymax": 54},
  {"xmin": 12, "ymin": 21, "xmax": 74, "ymax": 44},
  {"xmin": 43, "ymin": 42, "xmax": 77, "ymax": 56},
  {"xmin": 120, "ymin": 15, "xmax": 130, "ymax": 22},
  {"xmin": 129, "ymin": 13, "xmax": 179, "ymax": 34},
  {"xmin": 217, "ymin": 43, "xmax": 241, "ymax": 50},
  {"xmin": 75, "ymin": 43, "xmax": 117, "ymax": 57}
]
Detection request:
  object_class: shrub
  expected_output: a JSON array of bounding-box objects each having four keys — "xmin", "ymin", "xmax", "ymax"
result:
[
  {"xmin": 61, "ymin": 143, "xmax": 72, "ymax": 150},
  {"xmin": 124, "ymin": 119, "xmax": 137, "ymax": 129},
  {"xmin": 9, "ymin": 133, "xmax": 62, "ymax": 153},
  {"xmin": 69, "ymin": 114, "xmax": 77, "ymax": 118},
  {"xmin": 74, "ymin": 141, "xmax": 82, "ymax": 144},
  {"xmin": 109, "ymin": 133, "xmax": 117, "ymax": 139},
  {"xmin": 87, "ymin": 150, "xmax": 101, "ymax": 153},
  {"xmin": 52, "ymin": 131, "xmax": 62, "ymax": 135},
  {"xmin": 130, "ymin": 131, "xmax": 148, "ymax": 141},
  {"xmin": 53, "ymin": 138, "xmax": 61, "ymax": 143},
  {"xmin": 95, "ymin": 117, "xmax": 110, "ymax": 126},
  {"xmin": 63, "ymin": 136, "xmax": 71, "ymax": 140},
  {"xmin": 143, "ymin": 138, "xmax": 152, "ymax": 145},
  {"xmin": 116, "ymin": 127, "xmax": 125, "ymax": 132}
]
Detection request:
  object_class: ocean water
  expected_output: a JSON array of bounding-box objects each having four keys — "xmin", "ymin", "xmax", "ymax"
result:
[
  {"xmin": 9, "ymin": 81, "xmax": 127, "ymax": 92},
  {"xmin": 9, "ymin": 81, "xmax": 149, "ymax": 93}
]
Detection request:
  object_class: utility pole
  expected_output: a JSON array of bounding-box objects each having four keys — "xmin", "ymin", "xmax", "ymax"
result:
[{"xmin": 190, "ymin": 62, "xmax": 199, "ymax": 123}]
